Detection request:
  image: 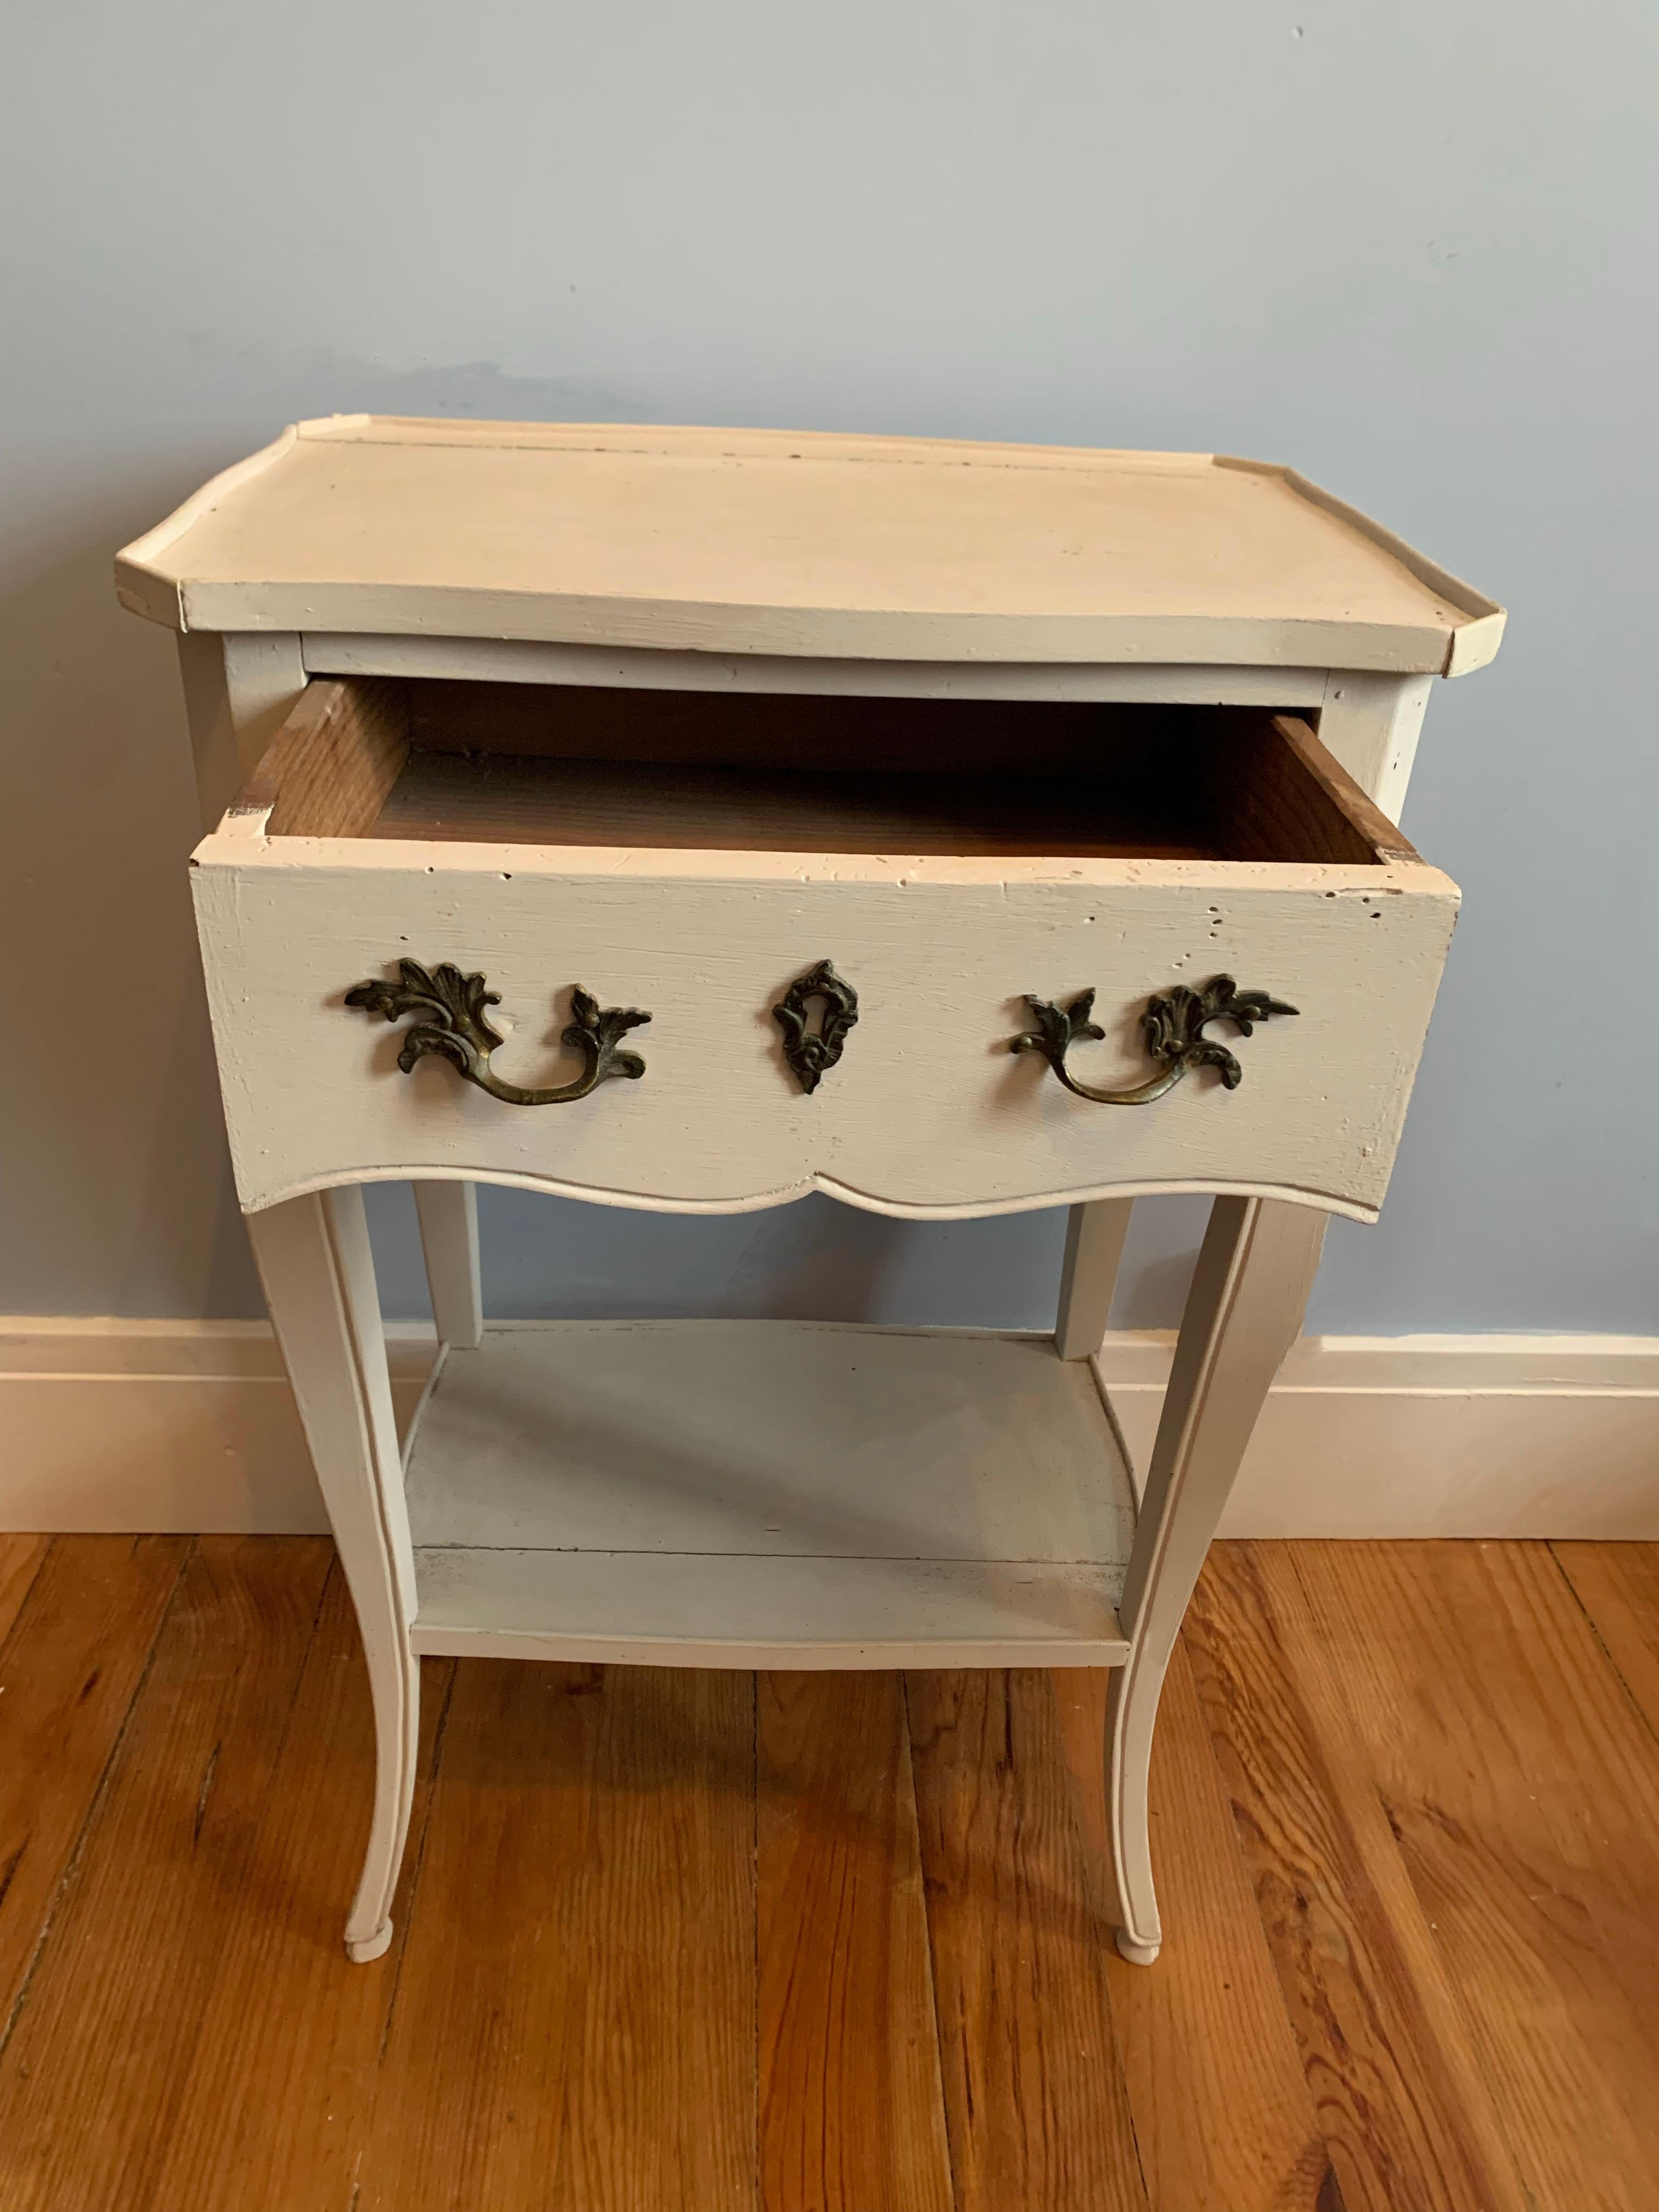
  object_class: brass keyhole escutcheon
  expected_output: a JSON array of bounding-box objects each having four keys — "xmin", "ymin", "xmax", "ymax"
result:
[{"xmin": 772, "ymin": 960, "xmax": 860, "ymax": 1094}]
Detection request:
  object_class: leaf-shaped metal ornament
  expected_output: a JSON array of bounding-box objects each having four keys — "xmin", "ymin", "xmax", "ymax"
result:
[
  {"xmin": 1011, "ymin": 974, "xmax": 1297, "ymax": 1105},
  {"xmin": 346, "ymin": 962, "xmax": 650, "ymax": 1105}
]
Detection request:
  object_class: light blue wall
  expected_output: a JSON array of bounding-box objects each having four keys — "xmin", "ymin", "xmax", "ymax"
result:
[{"xmin": 3, "ymin": 1, "xmax": 1654, "ymax": 1333}]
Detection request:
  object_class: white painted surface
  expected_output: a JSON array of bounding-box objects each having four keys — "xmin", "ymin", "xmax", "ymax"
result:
[
  {"xmin": 1056, "ymin": 1199, "xmax": 1135, "ymax": 1361},
  {"xmin": 174, "ymin": 631, "xmax": 308, "ymax": 829},
  {"xmin": 0, "ymin": 1319, "xmax": 433, "ymax": 1531},
  {"xmin": 1110, "ymin": 1197, "xmax": 1327, "ymax": 1958},
  {"xmin": 1316, "ymin": 672, "xmax": 1435, "ymax": 821},
  {"xmin": 173, "ymin": 632, "xmax": 482, "ymax": 1344},
  {"xmin": 1107, "ymin": 1332, "xmax": 1659, "ymax": 1538},
  {"xmin": 118, "ymin": 420, "xmax": 1501, "ymax": 673},
  {"xmin": 5, "ymin": 1321, "xmax": 1653, "ymax": 1539},
  {"xmin": 410, "ymin": 1551, "xmax": 1127, "ymax": 1668},
  {"xmin": 245, "ymin": 1189, "xmax": 419, "ymax": 1958},
  {"xmin": 191, "ymin": 843, "xmax": 1457, "ymax": 1221},
  {"xmin": 412, "ymin": 1181, "xmax": 483, "ymax": 1350},
  {"xmin": 404, "ymin": 1321, "xmax": 1136, "ymax": 1568},
  {"xmin": 303, "ymin": 635, "xmax": 1334, "ymax": 708}
]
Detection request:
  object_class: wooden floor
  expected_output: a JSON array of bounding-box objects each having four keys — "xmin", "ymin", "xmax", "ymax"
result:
[{"xmin": 2, "ymin": 1538, "xmax": 1658, "ymax": 2210}]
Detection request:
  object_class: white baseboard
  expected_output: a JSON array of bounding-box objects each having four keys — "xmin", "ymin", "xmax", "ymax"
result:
[
  {"xmin": 1094, "ymin": 1331, "xmax": 1659, "ymax": 1538},
  {"xmin": 0, "ymin": 1320, "xmax": 438, "ymax": 1536},
  {"xmin": 2, "ymin": 1320, "xmax": 1655, "ymax": 1539}
]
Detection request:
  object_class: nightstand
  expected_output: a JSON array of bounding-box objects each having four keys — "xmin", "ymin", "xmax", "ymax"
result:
[{"xmin": 119, "ymin": 418, "xmax": 1501, "ymax": 1962}]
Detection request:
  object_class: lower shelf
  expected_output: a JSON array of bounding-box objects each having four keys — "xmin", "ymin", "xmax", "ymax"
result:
[{"xmin": 403, "ymin": 1321, "xmax": 1137, "ymax": 1668}]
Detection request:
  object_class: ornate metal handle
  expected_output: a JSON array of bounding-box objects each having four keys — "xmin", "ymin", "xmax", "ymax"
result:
[
  {"xmin": 346, "ymin": 960, "xmax": 648, "ymax": 1105},
  {"xmin": 1011, "ymin": 975, "xmax": 1297, "ymax": 1104}
]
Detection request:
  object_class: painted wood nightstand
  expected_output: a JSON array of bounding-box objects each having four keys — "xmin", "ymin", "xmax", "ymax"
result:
[{"xmin": 119, "ymin": 418, "xmax": 1502, "ymax": 1963}]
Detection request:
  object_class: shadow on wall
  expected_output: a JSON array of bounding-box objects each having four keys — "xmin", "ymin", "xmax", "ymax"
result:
[
  {"xmin": 360, "ymin": 1178, "xmax": 1206, "ymax": 1334},
  {"xmin": 366, "ymin": 1183, "xmax": 1093, "ymax": 1330},
  {"xmin": 0, "ymin": 354, "xmax": 1206, "ymax": 1325},
  {"xmin": 0, "ymin": 360, "xmax": 650, "ymax": 1319},
  {"xmin": 0, "ymin": 515, "xmax": 258, "ymax": 1316}
]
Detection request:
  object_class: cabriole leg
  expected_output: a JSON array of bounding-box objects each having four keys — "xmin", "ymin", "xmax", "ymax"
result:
[
  {"xmin": 1055, "ymin": 1198, "xmax": 1134, "ymax": 1360},
  {"xmin": 414, "ymin": 1180, "xmax": 484, "ymax": 1349},
  {"xmin": 247, "ymin": 1186, "xmax": 420, "ymax": 1962},
  {"xmin": 1107, "ymin": 1194, "xmax": 1328, "ymax": 1964}
]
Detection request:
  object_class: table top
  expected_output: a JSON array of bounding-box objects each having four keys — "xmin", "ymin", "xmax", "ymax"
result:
[{"xmin": 116, "ymin": 416, "xmax": 1503, "ymax": 675}]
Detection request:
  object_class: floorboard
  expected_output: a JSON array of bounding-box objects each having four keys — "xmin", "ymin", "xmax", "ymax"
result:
[
  {"xmin": 1185, "ymin": 1544, "xmax": 1527, "ymax": 2212},
  {"xmin": 2, "ymin": 1537, "xmax": 1657, "ymax": 2211},
  {"xmin": 1292, "ymin": 1541, "xmax": 1659, "ymax": 2212},
  {"xmin": 1554, "ymin": 1539, "xmax": 1659, "ymax": 1737},
  {"xmin": 545, "ymin": 1664, "xmax": 758, "ymax": 2212},
  {"xmin": 0, "ymin": 1536, "xmax": 189, "ymax": 2049},
  {"xmin": 0, "ymin": 1539, "xmax": 330, "ymax": 2212},
  {"xmin": 1054, "ymin": 1652, "xmax": 1336, "ymax": 2212},
  {"xmin": 140, "ymin": 1567, "xmax": 453, "ymax": 2212},
  {"xmin": 758, "ymin": 1671, "xmax": 952, "ymax": 2212},
  {"xmin": 0, "ymin": 1535, "xmax": 50, "ymax": 1649},
  {"xmin": 906, "ymin": 1667, "xmax": 1149, "ymax": 2212},
  {"xmin": 360, "ymin": 1657, "xmax": 611, "ymax": 2211}
]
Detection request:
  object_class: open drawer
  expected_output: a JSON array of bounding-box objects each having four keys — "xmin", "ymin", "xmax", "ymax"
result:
[{"xmin": 191, "ymin": 675, "xmax": 1459, "ymax": 1220}]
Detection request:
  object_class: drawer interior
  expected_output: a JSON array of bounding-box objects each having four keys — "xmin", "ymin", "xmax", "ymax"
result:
[{"xmin": 238, "ymin": 676, "xmax": 1417, "ymax": 866}]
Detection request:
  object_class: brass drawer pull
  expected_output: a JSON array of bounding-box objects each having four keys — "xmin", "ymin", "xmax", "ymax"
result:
[
  {"xmin": 347, "ymin": 960, "xmax": 649, "ymax": 1104},
  {"xmin": 1012, "ymin": 975, "xmax": 1297, "ymax": 1104}
]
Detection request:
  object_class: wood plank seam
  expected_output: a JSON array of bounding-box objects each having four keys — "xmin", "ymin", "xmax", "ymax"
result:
[
  {"xmin": 900, "ymin": 1670, "xmax": 960, "ymax": 2212},
  {"xmin": 371, "ymin": 1654, "xmax": 460, "ymax": 2071},
  {"xmin": 1053, "ymin": 1655, "xmax": 1341, "ymax": 2211},
  {"xmin": 1545, "ymin": 1541, "xmax": 1659, "ymax": 1756},
  {"xmin": 0, "ymin": 1537, "xmax": 54, "ymax": 1664},
  {"xmin": 1190, "ymin": 1543, "xmax": 1530, "ymax": 2212},
  {"xmin": 1277, "ymin": 1542, "xmax": 1544, "ymax": 2212},
  {"xmin": 0, "ymin": 1536, "xmax": 194, "ymax": 2062},
  {"xmin": 751, "ymin": 1672, "xmax": 760, "ymax": 2212}
]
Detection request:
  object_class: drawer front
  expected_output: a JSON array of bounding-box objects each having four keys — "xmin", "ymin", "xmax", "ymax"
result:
[{"xmin": 192, "ymin": 848, "xmax": 1457, "ymax": 1221}]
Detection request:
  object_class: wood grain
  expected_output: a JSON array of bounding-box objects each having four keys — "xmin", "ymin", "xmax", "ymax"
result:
[
  {"xmin": 239, "ymin": 675, "xmax": 409, "ymax": 836},
  {"xmin": 1267, "ymin": 715, "xmax": 1418, "ymax": 860},
  {"xmin": 543, "ymin": 1664, "xmax": 758, "ymax": 2212},
  {"xmin": 0, "ymin": 1536, "xmax": 189, "ymax": 2038},
  {"xmin": 906, "ymin": 1668, "xmax": 1148, "ymax": 2212},
  {"xmin": 370, "ymin": 743, "xmax": 1221, "ymax": 857},
  {"xmin": 376, "ymin": 692, "xmax": 1405, "ymax": 867},
  {"xmin": 1054, "ymin": 1654, "xmax": 1336, "ymax": 2212},
  {"xmin": 758, "ymin": 1671, "xmax": 952, "ymax": 2212},
  {"xmin": 1291, "ymin": 1541, "xmax": 1659, "ymax": 2212},
  {"xmin": 6, "ymin": 1538, "xmax": 1655, "ymax": 2212},
  {"xmin": 0, "ymin": 1535, "xmax": 49, "ymax": 1649},
  {"xmin": 139, "ymin": 1568, "xmax": 452, "ymax": 2212},
  {"xmin": 1209, "ymin": 715, "xmax": 1416, "ymax": 868},
  {"xmin": 360, "ymin": 1658, "xmax": 606, "ymax": 2209},
  {"xmin": 366, "ymin": 1661, "xmax": 761, "ymax": 2211},
  {"xmin": 0, "ymin": 1539, "xmax": 331, "ymax": 2212},
  {"xmin": 1554, "ymin": 1539, "xmax": 1659, "ymax": 1735},
  {"xmin": 1184, "ymin": 1544, "xmax": 1526, "ymax": 2212}
]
